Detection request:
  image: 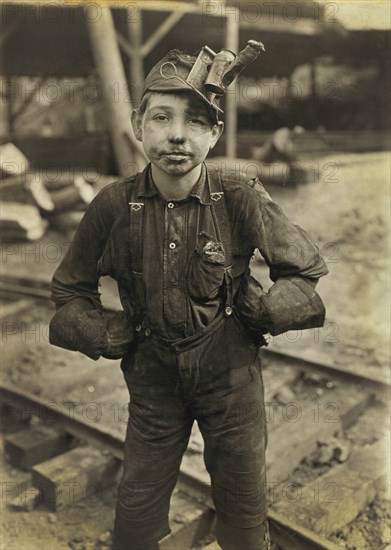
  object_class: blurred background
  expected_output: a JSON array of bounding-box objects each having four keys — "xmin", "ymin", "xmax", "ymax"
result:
[{"xmin": 1, "ymin": 0, "xmax": 390, "ymax": 174}]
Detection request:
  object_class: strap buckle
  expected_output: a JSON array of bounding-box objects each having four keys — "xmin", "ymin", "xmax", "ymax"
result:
[
  {"xmin": 210, "ymin": 192, "xmax": 224, "ymax": 202},
  {"xmin": 128, "ymin": 202, "xmax": 144, "ymax": 211}
]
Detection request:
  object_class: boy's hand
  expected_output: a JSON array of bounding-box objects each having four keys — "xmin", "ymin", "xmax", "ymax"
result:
[
  {"xmin": 103, "ymin": 311, "xmax": 135, "ymax": 360},
  {"xmin": 50, "ymin": 299, "xmax": 134, "ymax": 360}
]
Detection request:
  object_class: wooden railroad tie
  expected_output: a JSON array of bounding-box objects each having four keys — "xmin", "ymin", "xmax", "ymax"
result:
[
  {"xmin": 271, "ymin": 437, "xmax": 389, "ymax": 538},
  {"xmin": 31, "ymin": 445, "xmax": 120, "ymax": 512},
  {"xmin": 266, "ymin": 385, "xmax": 374, "ymax": 483},
  {"xmin": 4, "ymin": 424, "xmax": 72, "ymax": 470}
]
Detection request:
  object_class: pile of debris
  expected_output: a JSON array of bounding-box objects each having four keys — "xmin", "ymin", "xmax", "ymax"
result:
[{"xmin": 0, "ymin": 143, "xmax": 110, "ymax": 241}]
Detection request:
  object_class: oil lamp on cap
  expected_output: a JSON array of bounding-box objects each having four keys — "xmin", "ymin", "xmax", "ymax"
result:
[{"xmin": 142, "ymin": 40, "xmax": 265, "ymax": 122}]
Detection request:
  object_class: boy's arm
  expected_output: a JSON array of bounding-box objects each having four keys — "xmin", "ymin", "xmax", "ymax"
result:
[
  {"xmin": 237, "ymin": 179, "xmax": 328, "ymax": 336},
  {"xmin": 51, "ymin": 189, "xmax": 111, "ymax": 308},
  {"xmin": 50, "ymin": 186, "xmax": 134, "ymax": 360}
]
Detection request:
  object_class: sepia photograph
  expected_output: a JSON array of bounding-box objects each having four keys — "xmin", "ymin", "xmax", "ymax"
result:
[{"xmin": 0, "ymin": 1, "xmax": 390, "ymax": 549}]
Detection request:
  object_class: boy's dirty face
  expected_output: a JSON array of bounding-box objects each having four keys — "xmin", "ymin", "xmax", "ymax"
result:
[{"xmin": 132, "ymin": 92, "xmax": 223, "ymax": 179}]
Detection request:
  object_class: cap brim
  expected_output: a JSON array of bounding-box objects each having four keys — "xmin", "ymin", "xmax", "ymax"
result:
[{"xmin": 146, "ymin": 81, "xmax": 222, "ymax": 123}]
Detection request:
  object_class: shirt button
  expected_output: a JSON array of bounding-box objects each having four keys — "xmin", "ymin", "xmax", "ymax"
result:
[
  {"xmin": 144, "ymin": 328, "xmax": 151, "ymax": 336},
  {"xmin": 225, "ymin": 306, "xmax": 233, "ymax": 316},
  {"xmin": 167, "ymin": 202, "xmax": 175, "ymax": 209},
  {"xmin": 169, "ymin": 242, "xmax": 176, "ymax": 250}
]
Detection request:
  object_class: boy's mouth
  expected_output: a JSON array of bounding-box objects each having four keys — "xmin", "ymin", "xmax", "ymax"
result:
[{"xmin": 160, "ymin": 151, "xmax": 193, "ymax": 161}]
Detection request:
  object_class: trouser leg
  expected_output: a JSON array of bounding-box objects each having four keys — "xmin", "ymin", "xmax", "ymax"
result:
[
  {"xmin": 113, "ymin": 342, "xmax": 192, "ymax": 550},
  {"xmin": 192, "ymin": 315, "xmax": 269, "ymax": 550}
]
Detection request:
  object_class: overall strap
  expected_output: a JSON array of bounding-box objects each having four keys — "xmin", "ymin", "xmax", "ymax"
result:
[
  {"xmin": 127, "ymin": 177, "xmax": 151, "ymax": 334},
  {"xmin": 207, "ymin": 167, "xmax": 234, "ymax": 316}
]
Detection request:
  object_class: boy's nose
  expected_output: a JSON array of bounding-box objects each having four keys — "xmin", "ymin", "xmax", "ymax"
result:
[{"xmin": 167, "ymin": 120, "xmax": 186, "ymax": 143}]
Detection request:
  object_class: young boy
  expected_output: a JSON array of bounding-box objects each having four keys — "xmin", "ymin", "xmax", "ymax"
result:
[{"xmin": 50, "ymin": 45, "xmax": 328, "ymax": 550}]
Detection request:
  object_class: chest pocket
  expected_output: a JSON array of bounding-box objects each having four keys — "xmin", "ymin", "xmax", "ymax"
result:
[
  {"xmin": 187, "ymin": 171, "xmax": 234, "ymax": 314},
  {"xmin": 187, "ymin": 231, "xmax": 226, "ymax": 301}
]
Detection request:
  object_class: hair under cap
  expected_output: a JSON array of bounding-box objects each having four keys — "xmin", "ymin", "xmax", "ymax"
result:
[{"xmin": 141, "ymin": 49, "xmax": 221, "ymax": 123}]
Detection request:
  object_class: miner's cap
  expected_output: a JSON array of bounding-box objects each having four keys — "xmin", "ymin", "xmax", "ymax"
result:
[
  {"xmin": 141, "ymin": 49, "xmax": 221, "ymax": 123},
  {"xmin": 141, "ymin": 42, "xmax": 265, "ymax": 124}
]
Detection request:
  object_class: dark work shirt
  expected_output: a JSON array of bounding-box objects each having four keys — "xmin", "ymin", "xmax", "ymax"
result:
[{"xmin": 52, "ymin": 164, "xmax": 328, "ymax": 341}]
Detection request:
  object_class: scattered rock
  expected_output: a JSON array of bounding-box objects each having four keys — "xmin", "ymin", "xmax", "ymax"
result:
[
  {"xmin": 288, "ymin": 463, "xmax": 318, "ymax": 487},
  {"xmin": 313, "ymin": 443, "xmax": 335, "ymax": 465},
  {"xmin": 303, "ymin": 372, "xmax": 323, "ymax": 384},
  {"xmin": 97, "ymin": 530, "xmax": 112, "ymax": 548},
  {"xmin": 307, "ymin": 436, "xmax": 352, "ymax": 466},
  {"xmin": 334, "ymin": 440, "xmax": 351, "ymax": 463},
  {"xmin": 98, "ymin": 531, "xmax": 112, "ymax": 544},
  {"xmin": 347, "ymin": 529, "xmax": 368, "ymax": 549},
  {"xmin": 380, "ymin": 522, "xmax": 391, "ymax": 546},
  {"xmin": 172, "ymin": 513, "xmax": 186, "ymax": 524},
  {"xmin": 9, "ymin": 486, "xmax": 42, "ymax": 512},
  {"xmin": 330, "ymin": 497, "xmax": 391, "ymax": 549},
  {"xmin": 273, "ymin": 386, "xmax": 296, "ymax": 405},
  {"xmin": 47, "ymin": 513, "xmax": 57, "ymax": 524},
  {"xmin": 68, "ymin": 537, "xmax": 96, "ymax": 550}
]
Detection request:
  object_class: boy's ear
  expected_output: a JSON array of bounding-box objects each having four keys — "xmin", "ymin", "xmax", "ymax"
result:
[
  {"xmin": 209, "ymin": 121, "xmax": 224, "ymax": 150},
  {"xmin": 131, "ymin": 109, "xmax": 143, "ymax": 142}
]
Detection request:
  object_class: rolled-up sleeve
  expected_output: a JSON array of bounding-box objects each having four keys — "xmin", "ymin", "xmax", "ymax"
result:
[
  {"xmin": 247, "ymin": 182, "xmax": 328, "ymax": 282},
  {"xmin": 51, "ymin": 186, "xmax": 114, "ymax": 309},
  {"xmin": 240, "ymin": 179, "xmax": 328, "ymax": 335}
]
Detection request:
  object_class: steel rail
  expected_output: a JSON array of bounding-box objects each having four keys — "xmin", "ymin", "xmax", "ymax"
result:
[
  {"xmin": 264, "ymin": 347, "xmax": 390, "ymax": 388},
  {"xmin": 1, "ymin": 383, "xmax": 340, "ymax": 550},
  {"xmin": 1, "ymin": 277, "xmax": 389, "ymax": 389}
]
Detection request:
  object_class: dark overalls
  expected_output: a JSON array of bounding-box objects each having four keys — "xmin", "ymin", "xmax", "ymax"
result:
[
  {"xmin": 113, "ymin": 169, "xmax": 270, "ymax": 550},
  {"xmin": 50, "ymin": 163, "xmax": 327, "ymax": 549}
]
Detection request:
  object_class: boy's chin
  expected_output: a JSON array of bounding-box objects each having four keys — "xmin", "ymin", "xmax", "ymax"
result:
[{"xmin": 152, "ymin": 159, "xmax": 201, "ymax": 177}]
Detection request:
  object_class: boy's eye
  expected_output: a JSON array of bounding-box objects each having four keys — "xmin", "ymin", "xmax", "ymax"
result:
[
  {"xmin": 188, "ymin": 118, "xmax": 207, "ymax": 127},
  {"xmin": 153, "ymin": 114, "xmax": 169, "ymax": 122}
]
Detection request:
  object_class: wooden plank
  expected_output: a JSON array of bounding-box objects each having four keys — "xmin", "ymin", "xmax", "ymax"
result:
[
  {"xmin": 266, "ymin": 386, "xmax": 374, "ymax": 483},
  {"xmin": 0, "ymin": 201, "xmax": 48, "ymax": 240},
  {"xmin": 272, "ymin": 438, "xmax": 389, "ymax": 537},
  {"xmin": 0, "ymin": 143, "xmax": 29, "ymax": 177},
  {"xmin": 268, "ymin": 509, "xmax": 341, "ymax": 550},
  {"xmin": 32, "ymin": 445, "xmax": 120, "ymax": 511},
  {"xmin": 0, "ymin": 170, "xmax": 54, "ymax": 212},
  {"xmin": 224, "ymin": 12, "xmax": 239, "ymax": 159},
  {"xmin": 4, "ymin": 424, "xmax": 72, "ymax": 470}
]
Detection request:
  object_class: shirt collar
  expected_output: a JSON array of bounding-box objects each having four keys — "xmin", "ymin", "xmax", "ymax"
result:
[{"xmin": 137, "ymin": 163, "xmax": 211, "ymax": 205}]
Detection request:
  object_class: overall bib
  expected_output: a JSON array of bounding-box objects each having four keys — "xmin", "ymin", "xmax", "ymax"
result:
[{"xmin": 113, "ymin": 170, "xmax": 270, "ymax": 550}]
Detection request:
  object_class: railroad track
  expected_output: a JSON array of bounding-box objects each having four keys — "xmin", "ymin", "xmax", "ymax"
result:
[
  {"xmin": 1, "ymin": 275, "xmax": 388, "ymax": 388},
  {"xmin": 1, "ymin": 284, "xmax": 390, "ymax": 549}
]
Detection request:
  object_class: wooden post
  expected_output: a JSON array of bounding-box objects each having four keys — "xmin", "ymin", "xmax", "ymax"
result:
[
  {"xmin": 0, "ymin": 93, "xmax": 10, "ymax": 142},
  {"xmin": 225, "ymin": 11, "xmax": 239, "ymax": 158},
  {"xmin": 86, "ymin": 6, "xmax": 146, "ymax": 176},
  {"xmin": 127, "ymin": 11, "xmax": 144, "ymax": 106},
  {"xmin": 1, "ymin": 77, "xmax": 13, "ymax": 142}
]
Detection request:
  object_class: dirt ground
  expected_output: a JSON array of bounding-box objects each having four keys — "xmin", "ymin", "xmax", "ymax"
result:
[
  {"xmin": 252, "ymin": 151, "xmax": 390, "ymax": 382},
  {"xmin": 1, "ymin": 151, "xmax": 390, "ymax": 549},
  {"xmin": 273, "ymin": 151, "xmax": 389, "ymax": 352}
]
